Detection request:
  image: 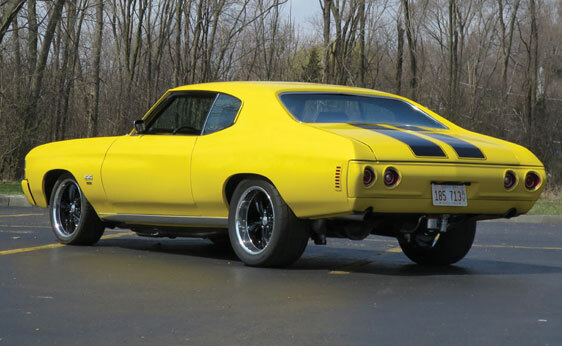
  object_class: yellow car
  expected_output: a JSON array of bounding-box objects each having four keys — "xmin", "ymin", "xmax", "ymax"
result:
[{"xmin": 21, "ymin": 82, "xmax": 545, "ymax": 267}]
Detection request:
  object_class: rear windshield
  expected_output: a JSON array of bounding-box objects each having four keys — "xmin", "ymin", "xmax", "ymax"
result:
[{"xmin": 279, "ymin": 93, "xmax": 447, "ymax": 129}]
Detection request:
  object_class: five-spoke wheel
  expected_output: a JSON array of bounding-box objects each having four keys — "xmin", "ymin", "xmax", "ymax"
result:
[
  {"xmin": 51, "ymin": 178, "xmax": 82, "ymax": 239},
  {"xmin": 234, "ymin": 186, "xmax": 275, "ymax": 255},
  {"xmin": 49, "ymin": 174, "xmax": 105, "ymax": 245},
  {"xmin": 228, "ymin": 179, "xmax": 309, "ymax": 267}
]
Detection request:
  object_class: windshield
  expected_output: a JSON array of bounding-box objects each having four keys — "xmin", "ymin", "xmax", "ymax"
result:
[{"xmin": 279, "ymin": 93, "xmax": 447, "ymax": 129}]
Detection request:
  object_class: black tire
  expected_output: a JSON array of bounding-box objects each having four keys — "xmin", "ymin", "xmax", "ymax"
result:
[
  {"xmin": 49, "ymin": 173, "xmax": 105, "ymax": 245},
  {"xmin": 398, "ymin": 220, "xmax": 476, "ymax": 266},
  {"xmin": 228, "ymin": 179, "xmax": 309, "ymax": 267}
]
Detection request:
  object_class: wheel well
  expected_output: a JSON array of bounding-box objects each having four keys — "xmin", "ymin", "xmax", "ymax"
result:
[
  {"xmin": 43, "ymin": 169, "xmax": 72, "ymax": 205},
  {"xmin": 224, "ymin": 174, "xmax": 274, "ymax": 205}
]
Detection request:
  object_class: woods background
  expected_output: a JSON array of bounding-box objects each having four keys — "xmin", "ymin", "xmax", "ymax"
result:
[{"xmin": 0, "ymin": 0, "xmax": 560, "ymax": 187}]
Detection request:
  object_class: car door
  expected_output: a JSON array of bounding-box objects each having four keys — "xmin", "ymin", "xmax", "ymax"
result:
[{"xmin": 101, "ymin": 91, "xmax": 217, "ymax": 216}]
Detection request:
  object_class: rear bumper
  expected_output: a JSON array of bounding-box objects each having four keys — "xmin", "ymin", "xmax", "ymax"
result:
[
  {"xmin": 347, "ymin": 161, "xmax": 545, "ymax": 215},
  {"xmin": 349, "ymin": 197, "xmax": 535, "ymax": 215},
  {"xmin": 21, "ymin": 179, "xmax": 37, "ymax": 206}
]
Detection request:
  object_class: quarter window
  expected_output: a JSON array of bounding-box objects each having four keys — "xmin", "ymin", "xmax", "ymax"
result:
[{"xmin": 202, "ymin": 94, "xmax": 241, "ymax": 135}]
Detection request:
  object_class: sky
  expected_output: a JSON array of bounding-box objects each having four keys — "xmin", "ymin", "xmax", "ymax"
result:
[{"xmin": 285, "ymin": 0, "xmax": 322, "ymax": 34}]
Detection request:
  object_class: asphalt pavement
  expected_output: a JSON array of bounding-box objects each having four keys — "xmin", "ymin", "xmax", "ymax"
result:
[{"xmin": 0, "ymin": 206, "xmax": 561, "ymax": 345}]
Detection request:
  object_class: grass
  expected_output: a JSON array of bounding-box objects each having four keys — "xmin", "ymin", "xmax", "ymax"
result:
[
  {"xmin": 0, "ymin": 182, "xmax": 23, "ymax": 195},
  {"xmin": 527, "ymin": 188, "xmax": 562, "ymax": 215},
  {"xmin": 527, "ymin": 200, "xmax": 562, "ymax": 215},
  {"xmin": 0, "ymin": 181, "xmax": 560, "ymax": 215}
]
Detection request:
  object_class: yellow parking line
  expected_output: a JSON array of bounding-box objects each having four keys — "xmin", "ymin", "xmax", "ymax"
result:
[
  {"xmin": 100, "ymin": 231, "xmax": 135, "ymax": 240},
  {"xmin": 386, "ymin": 247, "xmax": 403, "ymax": 253},
  {"xmin": 329, "ymin": 270, "xmax": 350, "ymax": 275},
  {"xmin": 364, "ymin": 238, "xmax": 395, "ymax": 243},
  {"xmin": 473, "ymin": 244, "xmax": 562, "ymax": 251},
  {"xmin": 0, "ymin": 231, "xmax": 135, "ymax": 256},
  {"xmin": 0, "ymin": 243, "xmax": 64, "ymax": 255},
  {"xmin": 0, "ymin": 213, "xmax": 46, "ymax": 218}
]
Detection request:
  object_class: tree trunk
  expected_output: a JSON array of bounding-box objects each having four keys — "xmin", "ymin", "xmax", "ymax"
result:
[
  {"xmin": 321, "ymin": 0, "xmax": 332, "ymax": 83},
  {"xmin": 359, "ymin": 0, "xmax": 366, "ymax": 87},
  {"xmin": 89, "ymin": 0, "xmax": 103, "ymax": 137},
  {"xmin": 27, "ymin": 0, "xmax": 38, "ymax": 85},
  {"xmin": 14, "ymin": 0, "xmax": 66, "ymax": 177},
  {"xmin": 498, "ymin": 0, "xmax": 520, "ymax": 104},
  {"xmin": 526, "ymin": 0, "xmax": 539, "ymax": 146},
  {"xmin": 0, "ymin": 0, "xmax": 26, "ymax": 45},
  {"xmin": 447, "ymin": 0, "xmax": 458, "ymax": 115},
  {"xmin": 402, "ymin": 0, "xmax": 417, "ymax": 100},
  {"xmin": 395, "ymin": 8, "xmax": 404, "ymax": 95}
]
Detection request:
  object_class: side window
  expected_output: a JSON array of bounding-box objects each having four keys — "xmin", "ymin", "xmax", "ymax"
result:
[
  {"xmin": 202, "ymin": 94, "xmax": 241, "ymax": 135},
  {"xmin": 145, "ymin": 93, "xmax": 216, "ymax": 135}
]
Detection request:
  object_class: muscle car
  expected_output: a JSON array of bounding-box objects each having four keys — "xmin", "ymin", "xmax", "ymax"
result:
[{"xmin": 21, "ymin": 82, "xmax": 545, "ymax": 267}]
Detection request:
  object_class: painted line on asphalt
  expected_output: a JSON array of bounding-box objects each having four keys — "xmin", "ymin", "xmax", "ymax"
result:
[
  {"xmin": 0, "ymin": 231, "xmax": 135, "ymax": 256},
  {"xmin": 100, "ymin": 232, "xmax": 136, "ymax": 239},
  {"xmin": 0, "ymin": 224, "xmax": 48, "ymax": 228},
  {"xmin": 364, "ymin": 237, "xmax": 562, "ymax": 251},
  {"xmin": 473, "ymin": 244, "xmax": 562, "ymax": 251},
  {"xmin": 0, "ymin": 230, "xmax": 35, "ymax": 234},
  {"xmin": 0, "ymin": 225, "xmax": 124, "ymax": 231},
  {"xmin": 0, "ymin": 213, "xmax": 46, "ymax": 218},
  {"xmin": 386, "ymin": 247, "xmax": 403, "ymax": 253},
  {"xmin": 364, "ymin": 238, "xmax": 396, "ymax": 243}
]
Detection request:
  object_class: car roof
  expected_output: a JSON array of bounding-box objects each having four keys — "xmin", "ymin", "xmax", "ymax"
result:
[{"xmin": 170, "ymin": 81, "xmax": 395, "ymax": 97}]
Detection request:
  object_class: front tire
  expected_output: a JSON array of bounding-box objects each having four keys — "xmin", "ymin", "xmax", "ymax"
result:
[
  {"xmin": 228, "ymin": 179, "xmax": 309, "ymax": 267},
  {"xmin": 398, "ymin": 220, "xmax": 476, "ymax": 266},
  {"xmin": 49, "ymin": 174, "xmax": 105, "ymax": 245}
]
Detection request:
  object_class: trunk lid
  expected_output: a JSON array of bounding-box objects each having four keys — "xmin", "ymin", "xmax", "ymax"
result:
[{"xmin": 309, "ymin": 123, "xmax": 521, "ymax": 165}]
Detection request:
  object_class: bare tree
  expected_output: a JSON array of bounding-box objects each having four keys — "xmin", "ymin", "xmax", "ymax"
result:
[
  {"xmin": 498, "ymin": 0, "xmax": 521, "ymax": 103},
  {"xmin": 395, "ymin": 3, "xmax": 404, "ymax": 94},
  {"xmin": 88, "ymin": 0, "xmax": 104, "ymax": 137},
  {"xmin": 402, "ymin": 0, "xmax": 417, "ymax": 99},
  {"xmin": 0, "ymin": 0, "xmax": 26, "ymax": 44}
]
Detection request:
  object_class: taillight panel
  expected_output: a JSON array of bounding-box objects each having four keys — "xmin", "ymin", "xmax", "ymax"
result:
[
  {"xmin": 383, "ymin": 167, "xmax": 400, "ymax": 188},
  {"xmin": 504, "ymin": 170, "xmax": 517, "ymax": 190},
  {"xmin": 524, "ymin": 171, "xmax": 541, "ymax": 190},
  {"xmin": 363, "ymin": 166, "xmax": 375, "ymax": 187}
]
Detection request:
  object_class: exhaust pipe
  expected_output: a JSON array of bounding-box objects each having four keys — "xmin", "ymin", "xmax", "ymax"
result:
[{"xmin": 426, "ymin": 214, "xmax": 449, "ymax": 232}]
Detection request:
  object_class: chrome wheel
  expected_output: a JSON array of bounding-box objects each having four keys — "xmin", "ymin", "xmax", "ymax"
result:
[
  {"xmin": 235, "ymin": 186, "xmax": 275, "ymax": 255},
  {"xmin": 52, "ymin": 178, "xmax": 82, "ymax": 239}
]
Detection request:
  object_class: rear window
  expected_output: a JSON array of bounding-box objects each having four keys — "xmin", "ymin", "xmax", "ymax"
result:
[{"xmin": 279, "ymin": 93, "xmax": 446, "ymax": 129}]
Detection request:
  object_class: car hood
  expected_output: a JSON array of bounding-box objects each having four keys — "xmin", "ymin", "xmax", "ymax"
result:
[{"xmin": 308, "ymin": 123, "xmax": 542, "ymax": 166}]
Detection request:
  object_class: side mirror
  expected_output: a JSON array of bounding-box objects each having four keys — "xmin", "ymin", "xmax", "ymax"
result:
[{"xmin": 133, "ymin": 119, "xmax": 145, "ymax": 134}]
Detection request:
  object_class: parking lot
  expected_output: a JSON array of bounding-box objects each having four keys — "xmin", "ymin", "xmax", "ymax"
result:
[{"xmin": 1, "ymin": 206, "xmax": 561, "ymax": 345}]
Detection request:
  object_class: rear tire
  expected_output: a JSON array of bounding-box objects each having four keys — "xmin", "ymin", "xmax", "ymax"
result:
[
  {"xmin": 228, "ymin": 179, "xmax": 309, "ymax": 267},
  {"xmin": 49, "ymin": 174, "xmax": 105, "ymax": 245},
  {"xmin": 398, "ymin": 220, "xmax": 476, "ymax": 266}
]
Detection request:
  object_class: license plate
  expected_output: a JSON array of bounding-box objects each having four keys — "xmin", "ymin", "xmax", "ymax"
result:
[{"xmin": 432, "ymin": 184, "xmax": 467, "ymax": 206}]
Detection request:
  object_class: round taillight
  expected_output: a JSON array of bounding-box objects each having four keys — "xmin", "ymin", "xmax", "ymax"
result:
[
  {"xmin": 363, "ymin": 167, "xmax": 375, "ymax": 186},
  {"xmin": 504, "ymin": 171, "xmax": 516, "ymax": 190},
  {"xmin": 383, "ymin": 168, "xmax": 399, "ymax": 187},
  {"xmin": 525, "ymin": 172, "xmax": 540, "ymax": 190}
]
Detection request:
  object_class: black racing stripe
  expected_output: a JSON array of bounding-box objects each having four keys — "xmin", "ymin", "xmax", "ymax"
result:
[
  {"xmin": 352, "ymin": 123, "xmax": 390, "ymax": 130},
  {"xmin": 424, "ymin": 133, "xmax": 485, "ymax": 159},
  {"xmin": 354, "ymin": 124, "xmax": 446, "ymax": 157},
  {"xmin": 395, "ymin": 125, "xmax": 426, "ymax": 131}
]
